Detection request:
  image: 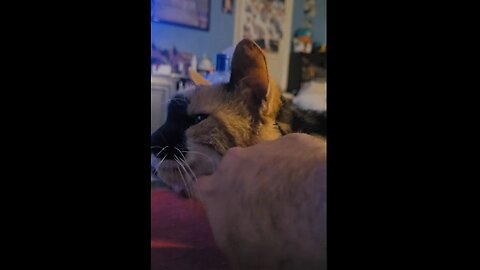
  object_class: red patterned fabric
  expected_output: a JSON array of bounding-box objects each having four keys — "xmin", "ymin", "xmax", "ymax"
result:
[{"xmin": 151, "ymin": 189, "xmax": 229, "ymax": 270}]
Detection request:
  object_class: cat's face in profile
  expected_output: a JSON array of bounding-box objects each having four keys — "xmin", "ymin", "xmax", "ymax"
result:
[{"xmin": 151, "ymin": 39, "xmax": 283, "ymax": 195}]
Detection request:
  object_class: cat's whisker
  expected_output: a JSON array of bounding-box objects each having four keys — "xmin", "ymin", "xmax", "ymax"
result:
[
  {"xmin": 174, "ymin": 168, "xmax": 182, "ymax": 192},
  {"xmin": 174, "ymin": 156, "xmax": 193, "ymax": 197},
  {"xmin": 154, "ymin": 146, "xmax": 169, "ymax": 158},
  {"xmin": 174, "ymin": 155, "xmax": 192, "ymax": 197},
  {"xmin": 180, "ymin": 150, "xmax": 216, "ymax": 172},
  {"xmin": 175, "ymin": 147, "xmax": 188, "ymax": 160},
  {"xmin": 155, "ymin": 154, "xmax": 168, "ymax": 171},
  {"xmin": 174, "ymin": 148, "xmax": 199, "ymax": 183},
  {"xmin": 175, "ymin": 166, "xmax": 188, "ymax": 196}
]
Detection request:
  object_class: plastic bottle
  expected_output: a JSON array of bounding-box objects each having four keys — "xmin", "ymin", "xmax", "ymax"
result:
[
  {"xmin": 198, "ymin": 53, "xmax": 214, "ymax": 77},
  {"xmin": 190, "ymin": 54, "xmax": 197, "ymax": 72},
  {"xmin": 207, "ymin": 53, "xmax": 231, "ymax": 84}
]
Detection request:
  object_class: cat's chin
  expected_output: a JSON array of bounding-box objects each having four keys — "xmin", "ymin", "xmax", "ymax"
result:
[
  {"xmin": 151, "ymin": 146, "xmax": 221, "ymax": 194},
  {"xmin": 153, "ymin": 159, "xmax": 205, "ymax": 196},
  {"xmin": 187, "ymin": 143, "xmax": 222, "ymax": 173}
]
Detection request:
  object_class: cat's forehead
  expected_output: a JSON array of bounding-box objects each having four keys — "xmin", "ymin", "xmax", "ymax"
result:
[
  {"xmin": 175, "ymin": 84, "xmax": 226, "ymax": 114},
  {"xmin": 177, "ymin": 84, "xmax": 223, "ymax": 97}
]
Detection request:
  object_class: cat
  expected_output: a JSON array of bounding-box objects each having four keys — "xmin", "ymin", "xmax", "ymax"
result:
[
  {"xmin": 151, "ymin": 39, "xmax": 326, "ymax": 269},
  {"xmin": 151, "ymin": 40, "xmax": 325, "ymax": 194}
]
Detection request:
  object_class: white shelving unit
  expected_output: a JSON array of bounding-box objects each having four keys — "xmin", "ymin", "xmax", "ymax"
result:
[{"xmin": 151, "ymin": 75, "xmax": 178, "ymax": 133}]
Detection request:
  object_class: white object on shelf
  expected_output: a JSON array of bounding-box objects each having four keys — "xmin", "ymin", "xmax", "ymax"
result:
[
  {"xmin": 190, "ymin": 54, "xmax": 198, "ymax": 72},
  {"xmin": 198, "ymin": 53, "xmax": 213, "ymax": 72}
]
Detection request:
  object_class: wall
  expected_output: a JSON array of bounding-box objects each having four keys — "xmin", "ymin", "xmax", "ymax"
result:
[
  {"xmin": 151, "ymin": 1, "xmax": 235, "ymax": 63},
  {"xmin": 151, "ymin": 0, "xmax": 327, "ymax": 66},
  {"xmin": 291, "ymin": 0, "xmax": 327, "ymax": 45}
]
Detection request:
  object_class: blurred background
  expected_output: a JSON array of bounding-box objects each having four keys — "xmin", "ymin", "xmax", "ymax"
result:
[{"xmin": 151, "ymin": 0, "xmax": 326, "ymax": 133}]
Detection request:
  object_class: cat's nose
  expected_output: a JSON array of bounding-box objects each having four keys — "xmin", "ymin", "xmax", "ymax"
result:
[
  {"xmin": 151, "ymin": 136, "xmax": 167, "ymax": 156},
  {"xmin": 151, "ymin": 123, "xmax": 186, "ymax": 159}
]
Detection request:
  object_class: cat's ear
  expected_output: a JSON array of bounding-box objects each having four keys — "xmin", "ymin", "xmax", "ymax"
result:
[
  {"xmin": 189, "ymin": 68, "xmax": 210, "ymax": 86},
  {"xmin": 229, "ymin": 39, "xmax": 280, "ymax": 118},
  {"xmin": 229, "ymin": 39, "xmax": 269, "ymax": 100}
]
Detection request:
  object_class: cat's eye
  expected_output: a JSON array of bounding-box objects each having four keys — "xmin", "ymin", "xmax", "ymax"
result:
[{"xmin": 193, "ymin": 114, "xmax": 209, "ymax": 124}]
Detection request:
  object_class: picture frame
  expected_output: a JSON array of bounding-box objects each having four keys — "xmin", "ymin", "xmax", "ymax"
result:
[
  {"xmin": 151, "ymin": 0, "xmax": 211, "ymax": 31},
  {"xmin": 222, "ymin": 0, "xmax": 234, "ymax": 14}
]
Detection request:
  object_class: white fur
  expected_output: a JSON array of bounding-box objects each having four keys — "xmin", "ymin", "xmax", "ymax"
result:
[
  {"xmin": 151, "ymin": 154, "xmax": 161, "ymax": 182},
  {"xmin": 292, "ymin": 81, "xmax": 327, "ymax": 112}
]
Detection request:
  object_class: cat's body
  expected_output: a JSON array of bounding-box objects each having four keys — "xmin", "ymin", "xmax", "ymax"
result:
[
  {"xmin": 276, "ymin": 95, "xmax": 326, "ymax": 137},
  {"xmin": 151, "ymin": 39, "xmax": 326, "ymax": 269}
]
